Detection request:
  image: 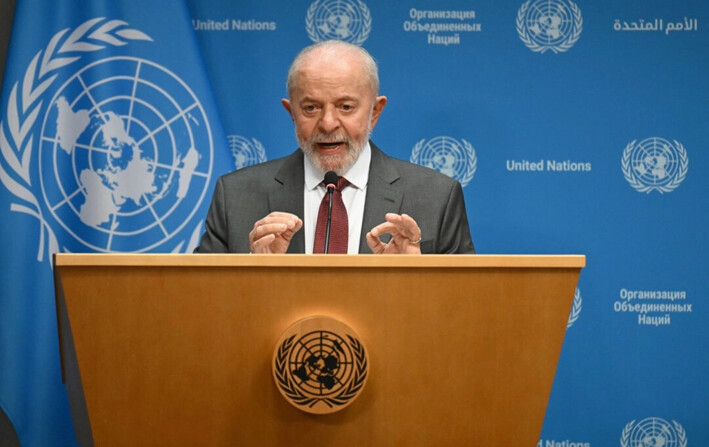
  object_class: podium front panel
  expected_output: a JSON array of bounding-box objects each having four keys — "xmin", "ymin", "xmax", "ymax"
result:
[{"xmin": 55, "ymin": 254, "xmax": 584, "ymax": 447}]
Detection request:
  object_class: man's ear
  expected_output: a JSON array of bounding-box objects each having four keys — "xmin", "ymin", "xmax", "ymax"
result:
[
  {"xmin": 281, "ymin": 98, "xmax": 294, "ymax": 121},
  {"xmin": 370, "ymin": 96, "xmax": 388, "ymax": 130}
]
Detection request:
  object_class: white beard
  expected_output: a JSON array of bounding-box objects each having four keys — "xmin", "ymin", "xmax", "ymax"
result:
[
  {"xmin": 296, "ymin": 110, "xmax": 374, "ymax": 175},
  {"xmin": 298, "ymin": 131, "xmax": 369, "ymax": 175}
]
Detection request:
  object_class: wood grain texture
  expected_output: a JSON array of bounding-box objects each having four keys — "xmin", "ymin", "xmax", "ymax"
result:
[{"xmin": 55, "ymin": 254, "xmax": 583, "ymax": 446}]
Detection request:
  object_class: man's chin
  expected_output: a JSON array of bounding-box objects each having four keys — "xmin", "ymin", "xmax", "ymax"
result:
[
  {"xmin": 301, "ymin": 148, "xmax": 346, "ymax": 174},
  {"xmin": 300, "ymin": 137, "xmax": 366, "ymax": 175},
  {"xmin": 310, "ymin": 154, "xmax": 349, "ymax": 175}
]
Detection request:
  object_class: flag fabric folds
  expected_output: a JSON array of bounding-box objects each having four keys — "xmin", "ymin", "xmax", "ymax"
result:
[{"xmin": 0, "ymin": 1, "xmax": 231, "ymax": 445}]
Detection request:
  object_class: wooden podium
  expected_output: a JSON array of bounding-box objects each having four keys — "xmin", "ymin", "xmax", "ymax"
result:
[{"xmin": 54, "ymin": 254, "xmax": 584, "ymax": 447}]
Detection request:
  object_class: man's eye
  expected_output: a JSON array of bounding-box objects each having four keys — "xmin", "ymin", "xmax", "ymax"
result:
[
  {"xmin": 341, "ymin": 104, "xmax": 354, "ymax": 111},
  {"xmin": 303, "ymin": 105, "xmax": 317, "ymax": 112}
]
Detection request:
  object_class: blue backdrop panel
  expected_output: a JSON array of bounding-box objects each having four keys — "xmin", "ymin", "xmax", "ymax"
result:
[
  {"xmin": 186, "ymin": 1, "xmax": 707, "ymax": 445},
  {"xmin": 1, "ymin": 0, "xmax": 706, "ymax": 445}
]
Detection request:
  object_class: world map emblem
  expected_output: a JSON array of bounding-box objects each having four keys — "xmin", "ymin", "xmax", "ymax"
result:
[
  {"xmin": 516, "ymin": 0, "xmax": 583, "ymax": 53},
  {"xmin": 306, "ymin": 0, "xmax": 372, "ymax": 45},
  {"xmin": 0, "ymin": 18, "xmax": 214, "ymax": 258},
  {"xmin": 621, "ymin": 417, "xmax": 687, "ymax": 447},
  {"xmin": 227, "ymin": 135, "xmax": 267, "ymax": 171},
  {"xmin": 411, "ymin": 136, "xmax": 477, "ymax": 187},
  {"xmin": 622, "ymin": 137, "xmax": 688, "ymax": 194},
  {"xmin": 273, "ymin": 316, "xmax": 368, "ymax": 414}
]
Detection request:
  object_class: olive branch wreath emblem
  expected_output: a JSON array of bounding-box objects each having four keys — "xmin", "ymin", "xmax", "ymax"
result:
[
  {"xmin": 566, "ymin": 288, "xmax": 582, "ymax": 329},
  {"xmin": 274, "ymin": 333, "xmax": 368, "ymax": 409},
  {"xmin": 411, "ymin": 137, "xmax": 477, "ymax": 188},
  {"xmin": 516, "ymin": 0, "xmax": 583, "ymax": 54},
  {"xmin": 305, "ymin": 0, "xmax": 372, "ymax": 45},
  {"xmin": 621, "ymin": 139, "xmax": 688, "ymax": 194},
  {"xmin": 620, "ymin": 419, "xmax": 687, "ymax": 447},
  {"xmin": 0, "ymin": 17, "xmax": 203, "ymax": 262}
]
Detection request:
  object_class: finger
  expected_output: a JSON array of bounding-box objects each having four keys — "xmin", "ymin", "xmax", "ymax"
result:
[
  {"xmin": 253, "ymin": 213, "xmax": 301, "ymax": 229},
  {"xmin": 385, "ymin": 213, "xmax": 421, "ymax": 240},
  {"xmin": 266, "ymin": 211, "xmax": 301, "ymax": 220},
  {"xmin": 250, "ymin": 233, "xmax": 276, "ymax": 253},
  {"xmin": 368, "ymin": 221, "xmax": 402, "ymax": 238},
  {"xmin": 388, "ymin": 233, "xmax": 422, "ymax": 254},
  {"xmin": 371, "ymin": 219, "xmax": 415, "ymax": 239},
  {"xmin": 289, "ymin": 217, "xmax": 304, "ymax": 233},
  {"xmin": 279, "ymin": 218, "xmax": 303, "ymax": 242},
  {"xmin": 365, "ymin": 232, "xmax": 385, "ymax": 254},
  {"xmin": 250, "ymin": 222, "xmax": 289, "ymax": 241}
]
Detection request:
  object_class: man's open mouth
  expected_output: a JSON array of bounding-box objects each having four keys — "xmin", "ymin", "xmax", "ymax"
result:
[{"xmin": 316, "ymin": 141, "xmax": 344, "ymax": 150}]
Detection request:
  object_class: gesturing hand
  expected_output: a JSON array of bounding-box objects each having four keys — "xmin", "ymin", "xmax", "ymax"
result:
[
  {"xmin": 249, "ymin": 212, "xmax": 303, "ymax": 254},
  {"xmin": 366, "ymin": 213, "xmax": 422, "ymax": 255}
]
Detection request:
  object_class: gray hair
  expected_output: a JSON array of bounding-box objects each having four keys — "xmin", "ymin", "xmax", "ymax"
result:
[{"xmin": 286, "ymin": 40, "xmax": 380, "ymax": 97}]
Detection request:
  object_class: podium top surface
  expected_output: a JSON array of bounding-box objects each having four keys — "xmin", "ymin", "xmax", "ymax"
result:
[{"xmin": 54, "ymin": 253, "xmax": 585, "ymax": 269}]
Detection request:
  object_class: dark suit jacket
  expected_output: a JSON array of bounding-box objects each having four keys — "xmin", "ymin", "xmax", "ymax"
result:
[{"xmin": 195, "ymin": 142, "xmax": 475, "ymax": 254}]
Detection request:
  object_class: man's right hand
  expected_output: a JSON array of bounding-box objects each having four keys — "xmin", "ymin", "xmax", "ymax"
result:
[{"xmin": 249, "ymin": 212, "xmax": 303, "ymax": 254}]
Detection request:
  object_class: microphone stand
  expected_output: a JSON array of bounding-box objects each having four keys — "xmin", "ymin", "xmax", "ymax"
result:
[
  {"xmin": 322, "ymin": 171, "xmax": 338, "ymax": 254},
  {"xmin": 324, "ymin": 185, "xmax": 334, "ymax": 253}
]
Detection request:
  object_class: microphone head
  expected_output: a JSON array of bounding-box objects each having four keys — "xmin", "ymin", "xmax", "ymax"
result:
[{"xmin": 324, "ymin": 171, "xmax": 338, "ymax": 190}]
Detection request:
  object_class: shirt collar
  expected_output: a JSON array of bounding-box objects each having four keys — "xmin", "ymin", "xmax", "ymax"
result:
[{"xmin": 304, "ymin": 141, "xmax": 371, "ymax": 191}]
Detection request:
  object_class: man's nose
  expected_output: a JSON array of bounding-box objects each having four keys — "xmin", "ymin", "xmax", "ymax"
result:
[{"xmin": 318, "ymin": 107, "xmax": 340, "ymax": 134}]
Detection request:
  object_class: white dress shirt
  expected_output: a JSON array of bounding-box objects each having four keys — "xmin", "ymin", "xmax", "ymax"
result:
[{"xmin": 303, "ymin": 142, "xmax": 371, "ymax": 254}]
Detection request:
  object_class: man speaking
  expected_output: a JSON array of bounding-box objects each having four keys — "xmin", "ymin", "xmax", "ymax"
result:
[{"xmin": 195, "ymin": 40, "xmax": 474, "ymax": 254}]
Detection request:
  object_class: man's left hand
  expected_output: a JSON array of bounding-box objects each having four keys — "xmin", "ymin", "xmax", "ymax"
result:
[{"xmin": 366, "ymin": 213, "xmax": 422, "ymax": 254}]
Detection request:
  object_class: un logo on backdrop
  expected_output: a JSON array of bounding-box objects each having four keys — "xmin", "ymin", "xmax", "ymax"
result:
[
  {"xmin": 411, "ymin": 136, "xmax": 477, "ymax": 187},
  {"xmin": 0, "ymin": 18, "xmax": 214, "ymax": 258},
  {"xmin": 517, "ymin": 0, "xmax": 583, "ymax": 53},
  {"xmin": 227, "ymin": 135, "xmax": 267, "ymax": 170},
  {"xmin": 621, "ymin": 418, "xmax": 687, "ymax": 447},
  {"xmin": 306, "ymin": 0, "xmax": 372, "ymax": 45},
  {"xmin": 622, "ymin": 137, "xmax": 688, "ymax": 193}
]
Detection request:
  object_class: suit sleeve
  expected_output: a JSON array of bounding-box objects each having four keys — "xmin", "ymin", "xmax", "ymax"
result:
[
  {"xmin": 437, "ymin": 180, "xmax": 475, "ymax": 254},
  {"xmin": 194, "ymin": 176, "xmax": 229, "ymax": 253}
]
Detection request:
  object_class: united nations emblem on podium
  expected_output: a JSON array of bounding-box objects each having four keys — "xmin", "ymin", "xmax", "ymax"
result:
[{"xmin": 273, "ymin": 316, "xmax": 369, "ymax": 414}]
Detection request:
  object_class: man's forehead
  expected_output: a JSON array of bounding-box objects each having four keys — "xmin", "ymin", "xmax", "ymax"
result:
[
  {"xmin": 299, "ymin": 50, "xmax": 361, "ymax": 75},
  {"xmin": 292, "ymin": 66, "xmax": 371, "ymax": 96},
  {"xmin": 288, "ymin": 46, "xmax": 377, "ymax": 101}
]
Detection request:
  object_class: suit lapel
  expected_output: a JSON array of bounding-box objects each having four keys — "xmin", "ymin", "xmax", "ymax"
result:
[
  {"xmin": 359, "ymin": 143, "xmax": 403, "ymax": 253},
  {"xmin": 270, "ymin": 150, "xmax": 306, "ymax": 253}
]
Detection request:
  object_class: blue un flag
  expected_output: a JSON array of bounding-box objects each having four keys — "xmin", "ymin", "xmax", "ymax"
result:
[{"xmin": 0, "ymin": 1, "xmax": 231, "ymax": 445}]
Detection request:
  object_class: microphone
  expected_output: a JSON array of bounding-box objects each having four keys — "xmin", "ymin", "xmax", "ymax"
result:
[{"xmin": 323, "ymin": 171, "xmax": 338, "ymax": 253}]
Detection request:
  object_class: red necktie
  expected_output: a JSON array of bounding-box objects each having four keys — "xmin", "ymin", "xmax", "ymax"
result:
[{"xmin": 313, "ymin": 177, "xmax": 349, "ymax": 254}]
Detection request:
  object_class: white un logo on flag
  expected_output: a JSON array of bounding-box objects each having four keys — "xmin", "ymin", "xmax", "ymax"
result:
[{"xmin": 1, "ymin": 18, "xmax": 215, "ymax": 258}]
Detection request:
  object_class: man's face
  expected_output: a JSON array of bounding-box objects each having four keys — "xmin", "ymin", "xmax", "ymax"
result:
[{"xmin": 282, "ymin": 52, "xmax": 387, "ymax": 174}]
